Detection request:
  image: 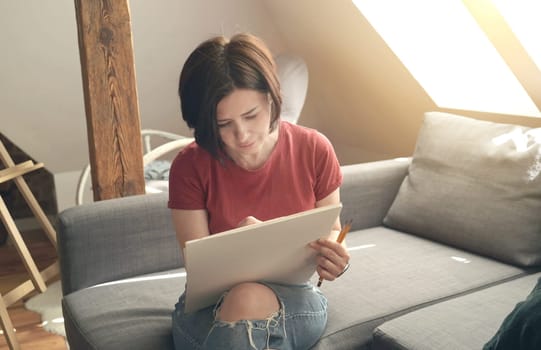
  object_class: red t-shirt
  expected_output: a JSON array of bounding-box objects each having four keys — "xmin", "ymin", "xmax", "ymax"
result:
[{"xmin": 168, "ymin": 121, "xmax": 342, "ymax": 234}]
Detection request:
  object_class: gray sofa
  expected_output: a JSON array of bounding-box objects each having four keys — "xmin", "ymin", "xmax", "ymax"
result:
[{"xmin": 58, "ymin": 112, "xmax": 541, "ymax": 349}]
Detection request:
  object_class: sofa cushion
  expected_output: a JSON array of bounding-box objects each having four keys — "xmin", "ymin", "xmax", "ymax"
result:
[
  {"xmin": 383, "ymin": 112, "xmax": 541, "ymax": 267},
  {"xmin": 483, "ymin": 275, "xmax": 541, "ymax": 350},
  {"xmin": 311, "ymin": 227, "xmax": 526, "ymax": 349},
  {"xmin": 62, "ymin": 226, "xmax": 527, "ymax": 350},
  {"xmin": 62, "ymin": 270, "xmax": 186, "ymax": 350},
  {"xmin": 371, "ymin": 272, "xmax": 541, "ymax": 350}
]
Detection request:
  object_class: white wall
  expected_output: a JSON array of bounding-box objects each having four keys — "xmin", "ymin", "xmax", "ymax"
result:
[
  {"xmin": 0, "ymin": 0, "xmax": 85, "ymax": 173},
  {"xmin": 130, "ymin": 0, "xmax": 288, "ymax": 137},
  {"xmin": 1, "ymin": 0, "xmax": 287, "ymax": 211},
  {"xmin": 54, "ymin": 170, "xmax": 92, "ymax": 212}
]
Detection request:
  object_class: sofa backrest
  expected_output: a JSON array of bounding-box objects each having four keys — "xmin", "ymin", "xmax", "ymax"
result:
[
  {"xmin": 57, "ymin": 158, "xmax": 411, "ymax": 295},
  {"xmin": 340, "ymin": 159, "xmax": 409, "ymax": 231},
  {"xmin": 58, "ymin": 193, "xmax": 183, "ymax": 295}
]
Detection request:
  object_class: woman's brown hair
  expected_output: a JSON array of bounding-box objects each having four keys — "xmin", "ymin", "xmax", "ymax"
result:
[{"xmin": 178, "ymin": 33, "xmax": 282, "ymax": 159}]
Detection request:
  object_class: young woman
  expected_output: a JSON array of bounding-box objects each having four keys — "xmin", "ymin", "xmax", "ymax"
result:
[{"xmin": 169, "ymin": 33, "xmax": 350, "ymax": 350}]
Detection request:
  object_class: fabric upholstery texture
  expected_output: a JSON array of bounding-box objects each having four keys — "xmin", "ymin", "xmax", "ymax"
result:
[
  {"xmin": 63, "ymin": 270, "xmax": 185, "ymax": 350},
  {"xmin": 372, "ymin": 272, "xmax": 541, "ymax": 350},
  {"xmin": 313, "ymin": 227, "xmax": 526, "ymax": 349},
  {"xmin": 58, "ymin": 161, "xmax": 413, "ymax": 350},
  {"xmin": 384, "ymin": 112, "xmax": 541, "ymax": 267},
  {"xmin": 61, "ymin": 226, "xmax": 527, "ymax": 350},
  {"xmin": 57, "ymin": 193, "xmax": 183, "ymax": 295},
  {"xmin": 58, "ymin": 149, "xmax": 541, "ymax": 350},
  {"xmin": 339, "ymin": 159, "xmax": 410, "ymax": 232},
  {"xmin": 483, "ymin": 275, "xmax": 541, "ymax": 350}
]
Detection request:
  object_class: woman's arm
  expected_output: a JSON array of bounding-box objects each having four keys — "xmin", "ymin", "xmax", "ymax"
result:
[
  {"xmin": 315, "ymin": 188, "xmax": 342, "ymax": 240},
  {"xmin": 171, "ymin": 209, "xmax": 210, "ymax": 250},
  {"xmin": 312, "ymin": 188, "xmax": 351, "ymax": 283}
]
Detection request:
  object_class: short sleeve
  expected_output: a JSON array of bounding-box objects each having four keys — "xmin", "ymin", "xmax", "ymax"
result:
[
  {"xmin": 313, "ymin": 131, "xmax": 342, "ymax": 201},
  {"xmin": 167, "ymin": 147, "xmax": 207, "ymax": 210}
]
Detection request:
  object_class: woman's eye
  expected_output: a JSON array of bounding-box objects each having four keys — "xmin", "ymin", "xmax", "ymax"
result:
[
  {"xmin": 245, "ymin": 114, "xmax": 257, "ymax": 120},
  {"xmin": 217, "ymin": 122, "xmax": 230, "ymax": 128}
]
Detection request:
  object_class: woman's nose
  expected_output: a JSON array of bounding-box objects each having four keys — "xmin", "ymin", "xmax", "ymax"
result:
[{"xmin": 234, "ymin": 123, "xmax": 248, "ymax": 141}]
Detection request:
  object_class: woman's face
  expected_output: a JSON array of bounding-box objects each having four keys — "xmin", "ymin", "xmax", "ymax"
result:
[{"xmin": 216, "ymin": 89, "xmax": 274, "ymax": 163}]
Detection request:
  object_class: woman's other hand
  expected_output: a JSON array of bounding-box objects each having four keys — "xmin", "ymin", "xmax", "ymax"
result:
[
  {"xmin": 311, "ymin": 188, "xmax": 348, "ymax": 282},
  {"xmin": 237, "ymin": 216, "xmax": 262, "ymax": 227},
  {"xmin": 309, "ymin": 238, "xmax": 350, "ymax": 282}
]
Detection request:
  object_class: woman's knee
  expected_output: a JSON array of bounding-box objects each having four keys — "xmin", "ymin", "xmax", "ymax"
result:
[{"xmin": 217, "ymin": 282, "xmax": 280, "ymax": 322}]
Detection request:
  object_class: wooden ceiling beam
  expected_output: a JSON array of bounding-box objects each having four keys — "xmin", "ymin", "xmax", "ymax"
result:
[{"xmin": 74, "ymin": 0, "xmax": 145, "ymax": 201}]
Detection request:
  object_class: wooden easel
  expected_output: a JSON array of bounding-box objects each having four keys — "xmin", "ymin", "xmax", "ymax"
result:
[{"xmin": 0, "ymin": 140, "xmax": 59, "ymax": 350}]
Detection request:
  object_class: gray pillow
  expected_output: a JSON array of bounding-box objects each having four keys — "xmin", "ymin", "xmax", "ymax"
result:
[{"xmin": 383, "ymin": 111, "xmax": 541, "ymax": 267}]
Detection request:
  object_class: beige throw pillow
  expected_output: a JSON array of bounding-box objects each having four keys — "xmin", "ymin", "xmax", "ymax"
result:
[{"xmin": 383, "ymin": 112, "xmax": 541, "ymax": 267}]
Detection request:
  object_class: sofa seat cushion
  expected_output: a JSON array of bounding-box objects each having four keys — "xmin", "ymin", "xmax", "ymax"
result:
[
  {"xmin": 371, "ymin": 272, "xmax": 541, "ymax": 350},
  {"xmin": 484, "ymin": 274, "xmax": 541, "ymax": 350},
  {"xmin": 311, "ymin": 227, "xmax": 527, "ymax": 349},
  {"xmin": 62, "ymin": 227, "xmax": 527, "ymax": 350},
  {"xmin": 62, "ymin": 269, "xmax": 186, "ymax": 350}
]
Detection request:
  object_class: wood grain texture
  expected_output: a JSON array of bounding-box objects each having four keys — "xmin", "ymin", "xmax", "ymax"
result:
[{"xmin": 74, "ymin": 0, "xmax": 145, "ymax": 201}]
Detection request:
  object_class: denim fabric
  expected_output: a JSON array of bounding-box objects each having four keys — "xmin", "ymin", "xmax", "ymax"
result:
[{"xmin": 172, "ymin": 282, "xmax": 327, "ymax": 350}]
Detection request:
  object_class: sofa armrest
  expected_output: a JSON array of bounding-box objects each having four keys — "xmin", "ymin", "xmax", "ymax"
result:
[
  {"xmin": 340, "ymin": 158, "xmax": 410, "ymax": 231},
  {"xmin": 57, "ymin": 193, "xmax": 183, "ymax": 295}
]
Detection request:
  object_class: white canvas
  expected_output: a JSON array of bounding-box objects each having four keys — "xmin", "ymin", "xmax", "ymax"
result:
[{"xmin": 184, "ymin": 203, "xmax": 342, "ymax": 313}]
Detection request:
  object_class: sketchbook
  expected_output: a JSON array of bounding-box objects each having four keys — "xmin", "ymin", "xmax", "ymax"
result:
[{"xmin": 183, "ymin": 203, "xmax": 342, "ymax": 313}]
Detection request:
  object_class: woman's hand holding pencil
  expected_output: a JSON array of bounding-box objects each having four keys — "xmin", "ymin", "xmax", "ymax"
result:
[{"xmin": 310, "ymin": 219, "xmax": 353, "ymax": 287}]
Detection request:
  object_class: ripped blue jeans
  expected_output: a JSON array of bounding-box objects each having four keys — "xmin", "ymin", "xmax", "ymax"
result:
[{"xmin": 172, "ymin": 282, "xmax": 327, "ymax": 350}]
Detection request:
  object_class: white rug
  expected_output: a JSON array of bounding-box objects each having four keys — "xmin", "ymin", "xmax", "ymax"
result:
[{"xmin": 24, "ymin": 280, "xmax": 66, "ymax": 337}]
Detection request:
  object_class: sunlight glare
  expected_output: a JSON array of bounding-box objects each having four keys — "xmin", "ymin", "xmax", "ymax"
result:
[
  {"xmin": 492, "ymin": 128, "xmax": 541, "ymax": 151},
  {"xmin": 145, "ymin": 185, "xmax": 164, "ymax": 194},
  {"xmin": 492, "ymin": 127, "xmax": 541, "ymax": 180},
  {"xmin": 92, "ymin": 271, "xmax": 187, "ymax": 288},
  {"xmin": 352, "ymin": 0, "xmax": 541, "ymax": 117},
  {"xmin": 491, "ymin": 0, "xmax": 541, "ymax": 72},
  {"xmin": 51, "ymin": 317, "xmax": 65, "ymax": 324},
  {"xmin": 0, "ymin": 328, "xmax": 17, "ymax": 334},
  {"xmin": 451, "ymin": 256, "xmax": 471, "ymax": 264},
  {"xmin": 347, "ymin": 244, "xmax": 376, "ymax": 251}
]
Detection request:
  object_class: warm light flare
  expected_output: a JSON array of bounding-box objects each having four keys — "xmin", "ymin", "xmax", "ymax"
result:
[
  {"xmin": 451, "ymin": 256, "xmax": 471, "ymax": 264},
  {"xmin": 491, "ymin": 0, "xmax": 541, "ymax": 72},
  {"xmin": 352, "ymin": 0, "xmax": 541, "ymax": 118},
  {"xmin": 492, "ymin": 128, "xmax": 541, "ymax": 180},
  {"xmin": 347, "ymin": 244, "xmax": 376, "ymax": 251}
]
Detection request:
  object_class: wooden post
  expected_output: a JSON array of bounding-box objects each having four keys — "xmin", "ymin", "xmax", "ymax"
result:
[{"xmin": 74, "ymin": 0, "xmax": 145, "ymax": 201}]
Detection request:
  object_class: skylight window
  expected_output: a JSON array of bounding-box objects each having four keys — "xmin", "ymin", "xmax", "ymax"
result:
[
  {"xmin": 352, "ymin": 0, "xmax": 541, "ymax": 118},
  {"xmin": 491, "ymin": 0, "xmax": 541, "ymax": 72}
]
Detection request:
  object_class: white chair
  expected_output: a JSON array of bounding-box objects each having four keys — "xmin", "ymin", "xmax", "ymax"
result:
[
  {"xmin": 275, "ymin": 53, "xmax": 309, "ymax": 124},
  {"xmin": 76, "ymin": 129, "xmax": 194, "ymax": 205}
]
